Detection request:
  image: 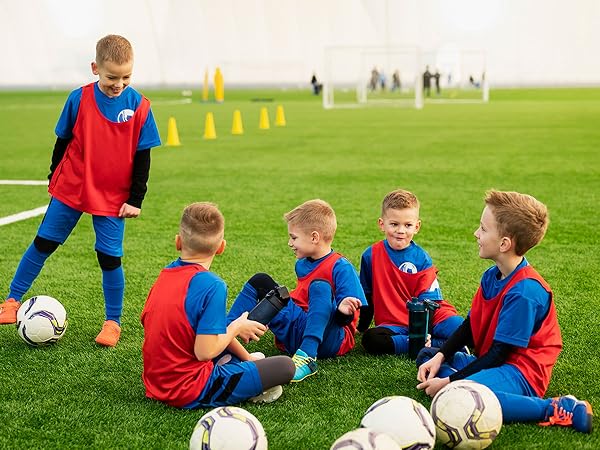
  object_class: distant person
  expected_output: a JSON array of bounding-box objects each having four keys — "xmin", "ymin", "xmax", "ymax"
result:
[
  {"xmin": 423, "ymin": 66, "xmax": 432, "ymax": 97},
  {"xmin": 469, "ymin": 75, "xmax": 480, "ymax": 88},
  {"xmin": 0, "ymin": 34, "xmax": 161, "ymax": 347},
  {"xmin": 141, "ymin": 202, "xmax": 295, "ymax": 408},
  {"xmin": 310, "ymin": 73, "xmax": 322, "ymax": 95},
  {"xmin": 391, "ymin": 70, "xmax": 401, "ymax": 91},
  {"xmin": 434, "ymin": 69, "xmax": 441, "ymax": 95},
  {"xmin": 227, "ymin": 199, "xmax": 366, "ymax": 383},
  {"xmin": 379, "ymin": 70, "xmax": 386, "ymax": 91},
  {"xmin": 416, "ymin": 190, "xmax": 593, "ymax": 434},
  {"xmin": 358, "ymin": 189, "xmax": 463, "ymax": 356},
  {"xmin": 369, "ymin": 67, "xmax": 379, "ymax": 92}
]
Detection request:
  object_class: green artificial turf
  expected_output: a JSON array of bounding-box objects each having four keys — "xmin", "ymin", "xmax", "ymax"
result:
[{"xmin": 0, "ymin": 86, "xmax": 598, "ymax": 449}]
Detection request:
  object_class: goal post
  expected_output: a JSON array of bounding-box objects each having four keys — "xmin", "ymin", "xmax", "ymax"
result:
[{"xmin": 323, "ymin": 46, "xmax": 423, "ymax": 109}]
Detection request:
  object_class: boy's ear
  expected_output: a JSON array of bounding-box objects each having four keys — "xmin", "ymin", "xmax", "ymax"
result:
[
  {"xmin": 414, "ymin": 219, "xmax": 422, "ymax": 234},
  {"xmin": 175, "ymin": 234, "xmax": 182, "ymax": 251},
  {"xmin": 499, "ymin": 236, "xmax": 513, "ymax": 253},
  {"xmin": 216, "ymin": 239, "xmax": 226, "ymax": 255},
  {"xmin": 377, "ymin": 217, "xmax": 385, "ymax": 232},
  {"xmin": 91, "ymin": 61, "xmax": 99, "ymax": 75},
  {"xmin": 310, "ymin": 231, "xmax": 320, "ymax": 244}
]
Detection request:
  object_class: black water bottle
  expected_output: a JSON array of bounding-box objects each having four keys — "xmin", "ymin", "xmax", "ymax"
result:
[
  {"xmin": 247, "ymin": 285, "xmax": 290, "ymax": 325},
  {"xmin": 407, "ymin": 298, "xmax": 440, "ymax": 359}
]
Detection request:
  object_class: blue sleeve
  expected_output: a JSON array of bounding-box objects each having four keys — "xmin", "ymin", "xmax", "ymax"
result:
[
  {"xmin": 494, "ymin": 279, "xmax": 551, "ymax": 348},
  {"xmin": 137, "ymin": 108, "xmax": 162, "ymax": 150},
  {"xmin": 184, "ymin": 272, "xmax": 228, "ymax": 335},
  {"xmin": 54, "ymin": 88, "xmax": 82, "ymax": 139},
  {"xmin": 359, "ymin": 247, "xmax": 373, "ymax": 297},
  {"xmin": 333, "ymin": 258, "xmax": 367, "ymax": 306}
]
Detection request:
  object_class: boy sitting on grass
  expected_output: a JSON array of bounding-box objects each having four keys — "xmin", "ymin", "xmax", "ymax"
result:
[
  {"xmin": 227, "ymin": 199, "xmax": 366, "ymax": 382},
  {"xmin": 141, "ymin": 202, "xmax": 295, "ymax": 408}
]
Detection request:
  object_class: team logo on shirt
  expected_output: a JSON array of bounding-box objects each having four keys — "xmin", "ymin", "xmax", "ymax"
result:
[
  {"xmin": 398, "ymin": 262, "xmax": 417, "ymax": 273},
  {"xmin": 117, "ymin": 109, "xmax": 135, "ymax": 123}
]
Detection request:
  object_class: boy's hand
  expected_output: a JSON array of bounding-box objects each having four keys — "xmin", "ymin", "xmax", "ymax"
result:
[
  {"xmin": 233, "ymin": 312, "xmax": 267, "ymax": 344},
  {"xmin": 417, "ymin": 376, "xmax": 450, "ymax": 397},
  {"xmin": 338, "ymin": 297, "xmax": 362, "ymax": 315},
  {"xmin": 119, "ymin": 203, "xmax": 141, "ymax": 218},
  {"xmin": 416, "ymin": 351, "xmax": 444, "ymax": 382}
]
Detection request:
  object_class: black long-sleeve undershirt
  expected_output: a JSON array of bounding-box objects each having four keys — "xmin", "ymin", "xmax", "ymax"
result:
[
  {"xmin": 47, "ymin": 137, "xmax": 151, "ymax": 209},
  {"xmin": 437, "ymin": 315, "xmax": 513, "ymax": 382},
  {"xmin": 357, "ymin": 293, "xmax": 373, "ymax": 332}
]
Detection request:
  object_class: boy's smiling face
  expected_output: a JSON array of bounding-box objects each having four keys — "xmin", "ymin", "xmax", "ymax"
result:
[
  {"xmin": 91, "ymin": 59, "xmax": 133, "ymax": 98},
  {"xmin": 378, "ymin": 207, "xmax": 421, "ymax": 251}
]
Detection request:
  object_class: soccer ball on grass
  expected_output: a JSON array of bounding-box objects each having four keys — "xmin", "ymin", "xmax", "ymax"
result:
[
  {"xmin": 360, "ymin": 396, "xmax": 435, "ymax": 449},
  {"xmin": 430, "ymin": 380, "xmax": 502, "ymax": 449},
  {"xmin": 330, "ymin": 427, "xmax": 399, "ymax": 449},
  {"xmin": 16, "ymin": 295, "xmax": 68, "ymax": 346},
  {"xmin": 189, "ymin": 406, "xmax": 268, "ymax": 450}
]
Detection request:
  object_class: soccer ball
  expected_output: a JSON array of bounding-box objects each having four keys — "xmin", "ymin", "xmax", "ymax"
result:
[
  {"xmin": 330, "ymin": 427, "xmax": 399, "ymax": 450},
  {"xmin": 430, "ymin": 380, "xmax": 502, "ymax": 449},
  {"xmin": 16, "ymin": 295, "xmax": 68, "ymax": 346},
  {"xmin": 189, "ymin": 406, "xmax": 268, "ymax": 450},
  {"xmin": 361, "ymin": 396, "xmax": 435, "ymax": 449}
]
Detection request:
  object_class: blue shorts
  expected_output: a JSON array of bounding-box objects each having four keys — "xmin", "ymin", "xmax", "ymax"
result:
[
  {"xmin": 184, "ymin": 357, "xmax": 263, "ymax": 409},
  {"xmin": 38, "ymin": 197, "xmax": 125, "ymax": 256}
]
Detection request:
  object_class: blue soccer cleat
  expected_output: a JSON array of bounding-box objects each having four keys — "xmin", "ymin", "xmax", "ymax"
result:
[
  {"xmin": 539, "ymin": 395, "xmax": 593, "ymax": 433},
  {"xmin": 291, "ymin": 349, "xmax": 318, "ymax": 382}
]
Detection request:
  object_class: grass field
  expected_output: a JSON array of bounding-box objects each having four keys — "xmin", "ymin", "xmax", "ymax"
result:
[{"xmin": 0, "ymin": 86, "xmax": 599, "ymax": 449}]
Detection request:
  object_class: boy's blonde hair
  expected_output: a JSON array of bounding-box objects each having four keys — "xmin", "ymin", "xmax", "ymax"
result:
[
  {"xmin": 485, "ymin": 190, "xmax": 549, "ymax": 256},
  {"xmin": 382, "ymin": 189, "xmax": 420, "ymax": 216},
  {"xmin": 95, "ymin": 34, "xmax": 133, "ymax": 65},
  {"xmin": 179, "ymin": 202, "xmax": 224, "ymax": 255},
  {"xmin": 284, "ymin": 199, "xmax": 337, "ymax": 243}
]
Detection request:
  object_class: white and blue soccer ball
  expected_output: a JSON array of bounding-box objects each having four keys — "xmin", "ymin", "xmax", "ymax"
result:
[
  {"xmin": 16, "ymin": 295, "xmax": 68, "ymax": 346},
  {"xmin": 361, "ymin": 396, "xmax": 436, "ymax": 449},
  {"xmin": 189, "ymin": 406, "xmax": 268, "ymax": 450},
  {"xmin": 330, "ymin": 427, "xmax": 399, "ymax": 450},
  {"xmin": 430, "ymin": 380, "xmax": 502, "ymax": 449}
]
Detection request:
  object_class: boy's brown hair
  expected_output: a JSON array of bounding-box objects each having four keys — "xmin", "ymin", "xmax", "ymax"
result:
[
  {"xmin": 179, "ymin": 202, "xmax": 224, "ymax": 255},
  {"xmin": 485, "ymin": 190, "xmax": 549, "ymax": 256},
  {"xmin": 96, "ymin": 34, "xmax": 133, "ymax": 65},
  {"xmin": 381, "ymin": 189, "xmax": 420, "ymax": 216},
  {"xmin": 284, "ymin": 199, "xmax": 337, "ymax": 243}
]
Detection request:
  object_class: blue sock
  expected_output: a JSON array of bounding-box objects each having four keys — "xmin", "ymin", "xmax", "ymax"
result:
[
  {"xmin": 102, "ymin": 267, "xmax": 124, "ymax": 324},
  {"xmin": 9, "ymin": 243, "xmax": 51, "ymax": 301},
  {"xmin": 227, "ymin": 282, "xmax": 259, "ymax": 324},
  {"xmin": 299, "ymin": 337, "xmax": 320, "ymax": 358},
  {"xmin": 494, "ymin": 392, "xmax": 550, "ymax": 422},
  {"xmin": 392, "ymin": 334, "xmax": 409, "ymax": 354}
]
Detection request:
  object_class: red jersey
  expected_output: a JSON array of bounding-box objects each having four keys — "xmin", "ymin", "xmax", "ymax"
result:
[
  {"xmin": 470, "ymin": 265, "xmax": 562, "ymax": 397},
  {"xmin": 371, "ymin": 241, "xmax": 457, "ymax": 327},
  {"xmin": 289, "ymin": 252, "xmax": 358, "ymax": 355},
  {"xmin": 141, "ymin": 264, "xmax": 213, "ymax": 408},
  {"xmin": 48, "ymin": 83, "xmax": 150, "ymax": 216}
]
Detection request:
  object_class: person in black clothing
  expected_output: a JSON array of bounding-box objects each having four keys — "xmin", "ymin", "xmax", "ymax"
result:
[{"xmin": 423, "ymin": 66, "xmax": 432, "ymax": 97}]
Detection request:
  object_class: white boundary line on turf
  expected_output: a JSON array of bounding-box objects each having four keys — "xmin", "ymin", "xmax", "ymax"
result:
[
  {"xmin": 0, "ymin": 205, "xmax": 48, "ymax": 226},
  {"xmin": 0, "ymin": 180, "xmax": 49, "ymax": 185},
  {"xmin": 0, "ymin": 180, "xmax": 49, "ymax": 226}
]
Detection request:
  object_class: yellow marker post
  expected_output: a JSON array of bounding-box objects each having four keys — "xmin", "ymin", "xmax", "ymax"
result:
[
  {"xmin": 214, "ymin": 67, "xmax": 224, "ymax": 103},
  {"xmin": 165, "ymin": 117, "xmax": 181, "ymax": 146},
  {"xmin": 204, "ymin": 112, "xmax": 217, "ymax": 140}
]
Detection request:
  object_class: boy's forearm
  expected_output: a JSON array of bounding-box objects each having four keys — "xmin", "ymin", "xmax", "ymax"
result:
[
  {"xmin": 226, "ymin": 339, "xmax": 251, "ymax": 361},
  {"xmin": 127, "ymin": 149, "xmax": 151, "ymax": 208}
]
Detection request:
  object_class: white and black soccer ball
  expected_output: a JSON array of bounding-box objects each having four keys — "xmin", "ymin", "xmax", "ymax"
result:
[
  {"xmin": 189, "ymin": 406, "xmax": 268, "ymax": 450},
  {"xmin": 430, "ymin": 380, "xmax": 502, "ymax": 449},
  {"xmin": 330, "ymin": 427, "xmax": 399, "ymax": 450},
  {"xmin": 361, "ymin": 396, "xmax": 435, "ymax": 449},
  {"xmin": 16, "ymin": 295, "xmax": 68, "ymax": 346}
]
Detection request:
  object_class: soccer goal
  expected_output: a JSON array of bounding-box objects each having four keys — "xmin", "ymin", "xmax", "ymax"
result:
[
  {"xmin": 322, "ymin": 46, "xmax": 423, "ymax": 109},
  {"xmin": 420, "ymin": 48, "xmax": 489, "ymax": 103}
]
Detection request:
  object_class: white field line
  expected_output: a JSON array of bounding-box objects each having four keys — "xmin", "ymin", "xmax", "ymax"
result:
[
  {"xmin": 0, "ymin": 205, "xmax": 48, "ymax": 226},
  {"xmin": 0, "ymin": 180, "xmax": 49, "ymax": 226}
]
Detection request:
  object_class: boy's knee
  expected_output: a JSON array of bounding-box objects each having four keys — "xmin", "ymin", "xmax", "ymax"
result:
[
  {"xmin": 362, "ymin": 327, "xmax": 395, "ymax": 355},
  {"xmin": 308, "ymin": 279, "xmax": 333, "ymax": 300},
  {"xmin": 96, "ymin": 251, "xmax": 122, "ymax": 271},
  {"xmin": 33, "ymin": 235, "xmax": 60, "ymax": 255},
  {"xmin": 415, "ymin": 347, "xmax": 439, "ymax": 368},
  {"xmin": 248, "ymin": 273, "xmax": 278, "ymax": 299}
]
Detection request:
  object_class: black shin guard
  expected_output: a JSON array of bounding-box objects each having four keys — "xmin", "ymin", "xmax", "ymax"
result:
[{"xmin": 362, "ymin": 327, "xmax": 396, "ymax": 355}]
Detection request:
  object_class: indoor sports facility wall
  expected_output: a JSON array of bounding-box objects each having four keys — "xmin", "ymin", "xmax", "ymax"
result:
[{"xmin": 1, "ymin": 0, "xmax": 599, "ymax": 88}]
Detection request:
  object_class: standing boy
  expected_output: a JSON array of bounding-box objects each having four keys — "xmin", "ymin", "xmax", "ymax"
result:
[
  {"xmin": 358, "ymin": 189, "xmax": 463, "ymax": 356},
  {"xmin": 0, "ymin": 35, "xmax": 161, "ymax": 347},
  {"xmin": 416, "ymin": 190, "xmax": 593, "ymax": 433},
  {"xmin": 141, "ymin": 202, "xmax": 295, "ymax": 408},
  {"xmin": 227, "ymin": 199, "xmax": 366, "ymax": 382}
]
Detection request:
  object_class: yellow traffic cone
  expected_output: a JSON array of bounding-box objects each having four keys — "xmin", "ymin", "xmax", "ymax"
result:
[
  {"xmin": 231, "ymin": 110, "xmax": 244, "ymax": 135},
  {"xmin": 165, "ymin": 117, "xmax": 181, "ymax": 146},
  {"xmin": 214, "ymin": 67, "xmax": 224, "ymax": 103},
  {"xmin": 201, "ymin": 69, "xmax": 209, "ymax": 102},
  {"xmin": 275, "ymin": 105, "xmax": 286, "ymax": 127},
  {"xmin": 204, "ymin": 112, "xmax": 217, "ymax": 140},
  {"xmin": 259, "ymin": 107, "xmax": 270, "ymax": 130}
]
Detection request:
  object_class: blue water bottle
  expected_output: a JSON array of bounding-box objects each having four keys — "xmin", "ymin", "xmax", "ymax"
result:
[
  {"xmin": 407, "ymin": 298, "xmax": 440, "ymax": 359},
  {"xmin": 247, "ymin": 285, "xmax": 290, "ymax": 325}
]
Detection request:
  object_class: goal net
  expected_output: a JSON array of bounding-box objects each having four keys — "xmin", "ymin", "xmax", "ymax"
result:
[
  {"xmin": 420, "ymin": 49, "xmax": 489, "ymax": 103},
  {"xmin": 322, "ymin": 46, "xmax": 423, "ymax": 109}
]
